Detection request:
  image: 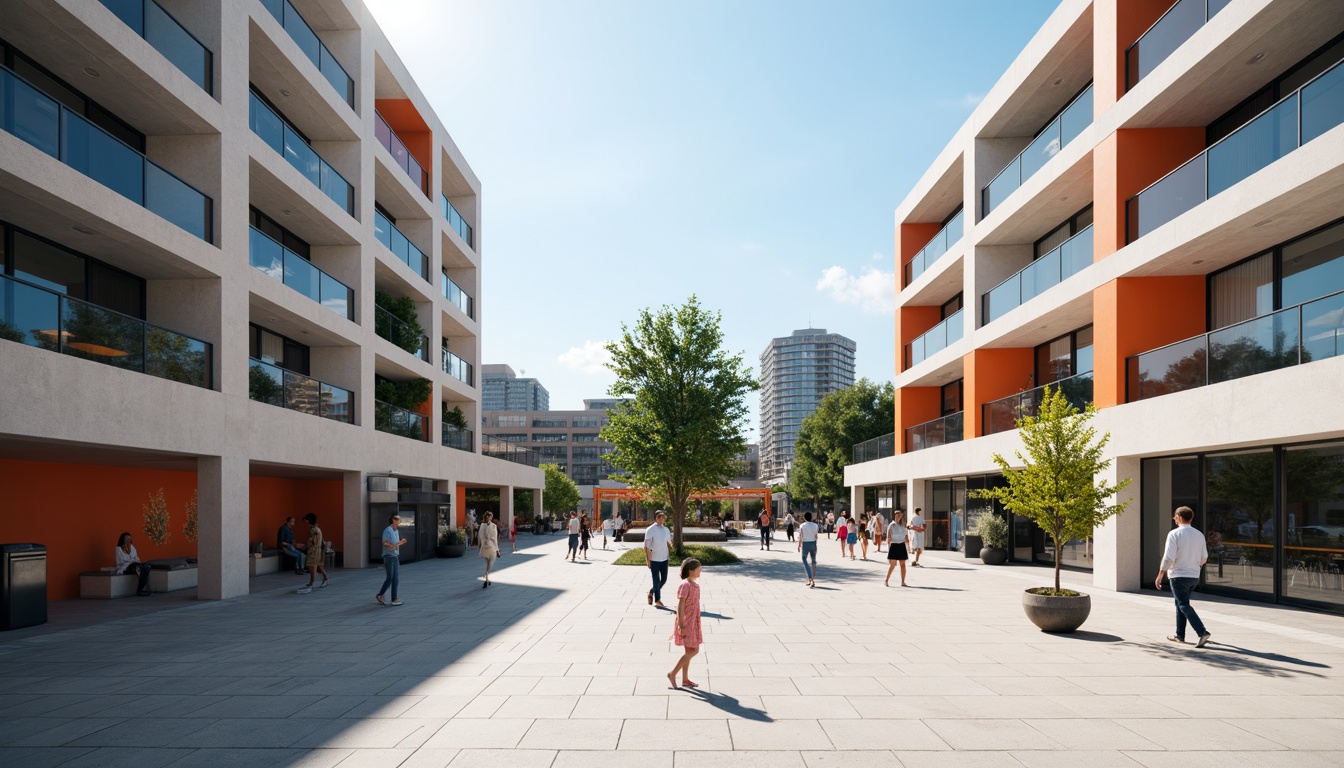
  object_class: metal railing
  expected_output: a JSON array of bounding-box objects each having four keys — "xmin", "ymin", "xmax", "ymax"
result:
[
  {"xmin": 248, "ymin": 358, "xmax": 352, "ymax": 423},
  {"xmin": 442, "ymin": 424, "xmax": 473, "ymax": 452},
  {"xmin": 249, "ymin": 227, "xmax": 352, "ymax": 320},
  {"xmin": 1, "ymin": 274, "xmax": 212, "ymax": 389},
  {"xmin": 982, "ymin": 372, "xmax": 1094, "ymax": 437},
  {"xmin": 374, "ymin": 305, "xmax": 428, "ymax": 362},
  {"xmin": 852, "ymin": 432, "xmax": 896, "ymax": 464},
  {"xmin": 982, "ymin": 84, "xmax": 1093, "ymax": 217},
  {"xmin": 982, "ymin": 225, "xmax": 1094, "ymax": 325},
  {"xmin": 1, "ymin": 66, "xmax": 212, "ymax": 241},
  {"xmin": 904, "ymin": 209, "xmax": 964, "ymax": 285},
  {"xmin": 1126, "ymin": 289, "xmax": 1344, "ymax": 402},
  {"xmin": 249, "ymin": 91, "xmax": 353, "ymax": 215},
  {"xmin": 375, "ymin": 112, "xmax": 429, "ymax": 197},
  {"xmin": 99, "ymin": 0, "xmax": 212, "ymax": 93},
  {"xmin": 1126, "ymin": 0, "xmax": 1231, "ymax": 91},
  {"xmin": 259, "ymin": 0, "xmax": 354, "ymax": 108},
  {"xmin": 482, "ymin": 434, "xmax": 541, "ymax": 466},
  {"xmin": 375, "ymin": 400, "xmax": 427, "ymax": 441},
  {"xmin": 442, "ymin": 347, "xmax": 474, "ymax": 386},
  {"xmin": 906, "ymin": 412, "xmax": 964, "ymax": 453},
  {"xmin": 374, "ymin": 209, "xmax": 429, "ymax": 281},
  {"xmin": 441, "ymin": 271, "xmax": 474, "ymax": 319},
  {"xmin": 1127, "ymin": 56, "xmax": 1344, "ymax": 243},
  {"xmin": 441, "ymin": 194, "xmax": 474, "ymax": 249},
  {"xmin": 907, "ymin": 309, "xmax": 964, "ymax": 369}
]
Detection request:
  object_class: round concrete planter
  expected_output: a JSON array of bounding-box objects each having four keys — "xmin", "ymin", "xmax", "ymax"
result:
[
  {"xmin": 979, "ymin": 547, "xmax": 1008, "ymax": 565},
  {"xmin": 1022, "ymin": 589, "xmax": 1091, "ymax": 633}
]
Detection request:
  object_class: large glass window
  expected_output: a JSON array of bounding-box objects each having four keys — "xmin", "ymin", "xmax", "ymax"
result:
[
  {"xmin": 1204, "ymin": 450, "xmax": 1276, "ymax": 599},
  {"xmin": 1141, "ymin": 456, "xmax": 1201, "ymax": 584},
  {"xmin": 1209, "ymin": 253, "xmax": 1273, "ymax": 330},
  {"xmin": 7, "ymin": 227, "xmax": 144, "ymax": 318},
  {"xmin": 1281, "ymin": 222, "xmax": 1344, "ymax": 310},
  {"xmin": 1283, "ymin": 443, "xmax": 1344, "ymax": 609}
]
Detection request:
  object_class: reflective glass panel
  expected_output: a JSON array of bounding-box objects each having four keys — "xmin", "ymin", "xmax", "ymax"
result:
[
  {"xmin": 145, "ymin": 162, "xmax": 208, "ymax": 241},
  {"xmin": 249, "ymin": 227, "xmax": 284, "ymax": 280},
  {"xmin": 1281, "ymin": 222, "xmax": 1344, "ymax": 309},
  {"xmin": 60, "ymin": 298, "xmax": 143, "ymax": 372},
  {"xmin": 13, "ymin": 232, "xmax": 85, "ymax": 296},
  {"xmin": 1301, "ymin": 291, "xmax": 1344, "ymax": 363},
  {"xmin": 1300, "ymin": 58, "xmax": 1344, "ymax": 145},
  {"xmin": 1208, "ymin": 308, "xmax": 1299, "ymax": 384},
  {"xmin": 1204, "ymin": 450, "xmax": 1276, "ymax": 598},
  {"xmin": 0, "ymin": 274, "xmax": 59, "ymax": 348},
  {"xmin": 284, "ymin": 251, "xmax": 320, "ymax": 303},
  {"xmin": 62, "ymin": 111, "xmax": 143, "ymax": 204},
  {"xmin": 1207, "ymin": 94, "xmax": 1299, "ymax": 198},
  {"xmin": 1129, "ymin": 153, "xmax": 1206, "ymax": 241},
  {"xmin": 1283, "ymin": 443, "xmax": 1344, "ymax": 609},
  {"xmin": 146, "ymin": 326, "xmax": 208, "ymax": 387},
  {"xmin": 1, "ymin": 68, "xmax": 61, "ymax": 157},
  {"xmin": 320, "ymin": 272, "xmax": 349, "ymax": 319},
  {"xmin": 1020, "ymin": 122, "xmax": 1060, "ymax": 180}
]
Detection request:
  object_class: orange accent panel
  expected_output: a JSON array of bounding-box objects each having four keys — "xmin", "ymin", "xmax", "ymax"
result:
[
  {"xmin": 897, "ymin": 222, "xmax": 943, "ymax": 289},
  {"xmin": 248, "ymin": 476, "xmax": 344, "ymax": 555},
  {"xmin": 1095, "ymin": 0, "xmax": 1182, "ymax": 111},
  {"xmin": 456, "ymin": 485, "xmax": 467, "ymax": 527},
  {"xmin": 895, "ymin": 387, "xmax": 942, "ymax": 454},
  {"xmin": 964, "ymin": 347, "xmax": 1036, "ymax": 437},
  {"xmin": 0, "ymin": 460, "xmax": 198, "ymax": 601},
  {"xmin": 1093, "ymin": 275, "xmax": 1205, "ymax": 407},
  {"xmin": 374, "ymin": 98, "xmax": 433, "ymax": 178},
  {"xmin": 1093, "ymin": 128, "xmax": 1206, "ymax": 261},
  {"xmin": 898, "ymin": 305, "xmax": 943, "ymax": 371}
]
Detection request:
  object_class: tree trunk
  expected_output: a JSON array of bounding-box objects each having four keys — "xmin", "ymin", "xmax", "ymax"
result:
[{"xmin": 671, "ymin": 495, "xmax": 686, "ymax": 557}]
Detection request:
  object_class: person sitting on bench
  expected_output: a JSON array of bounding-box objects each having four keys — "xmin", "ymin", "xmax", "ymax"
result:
[
  {"xmin": 116, "ymin": 532, "xmax": 152, "ymax": 596},
  {"xmin": 278, "ymin": 516, "xmax": 307, "ymax": 574}
]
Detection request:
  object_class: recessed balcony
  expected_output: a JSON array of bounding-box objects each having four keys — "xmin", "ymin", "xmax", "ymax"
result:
[
  {"xmin": 441, "ymin": 271, "xmax": 474, "ymax": 320},
  {"xmin": 982, "ymin": 372, "xmax": 1094, "ymax": 437},
  {"xmin": 852, "ymin": 432, "xmax": 895, "ymax": 464},
  {"xmin": 904, "ymin": 210, "xmax": 964, "ymax": 286},
  {"xmin": 907, "ymin": 309, "xmax": 964, "ymax": 369},
  {"xmin": 375, "ymin": 400, "xmax": 427, "ymax": 441},
  {"xmin": 258, "ymin": 0, "xmax": 354, "ymax": 109},
  {"xmin": 249, "ymin": 90, "xmax": 354, "ymax": 216},
  {"xmin": 906, "ymin": 412, "xmax": 964, "ymax": 453},
  {"xmin": 982, "ymin": 84, "xmax": 1093, "ymax": 218},
  {"xmin": 442, "ymin": 424, "xmax": 473, "ymax": 452},
  {"xmin": 441, "ymin": 194, "xmax": 474, "ymax": 250},
  {"xmin": 248, "ymin": 357, "xmax": 353, "ymax": 423},
  {"xmin": 248, "ymin": 226, "xmax": 353, "ymax": 321},
  {"xmin": 374, "ymin": 209, "xmax": 429, "ymax": 282},
  {"xmin": 1126, "ymin": 0, "xmax": 1231, "ymax": 91},
  {"xmin": 375, "ymin": 112, "xmax": 429, "ymax": 197},
  {"xmin": 442, "ymin": 347, "xmax": 474, "ymax": 387},
  {"xmin": 374, "ymin": 305, "xmax": 429, "ymax": 364},
  {"xmin": 982, "ymin": 225, "xmax": 1093, "ymax": 326},
  {"xmin": 98, "ymin": 0, "xmax": 213, "ymax": 94}
]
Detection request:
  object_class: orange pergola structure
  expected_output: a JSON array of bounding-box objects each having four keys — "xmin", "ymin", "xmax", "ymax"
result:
[{"xmin": 592, "ymin": 487, "xmax": 771, "ymax": 522}]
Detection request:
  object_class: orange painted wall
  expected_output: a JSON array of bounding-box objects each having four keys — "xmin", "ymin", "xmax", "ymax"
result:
[
  {"xmin": 248, "ymin": 476, "xmax": 344, "ymax": 554},
  {"xmin": 1093, "ymin": 275, "xmax": 1205, "ymax": 407},
  {"xmin": 964, "ymin": 347, "xmax": 1036, "ymax": 437},
  {"xmin": 895, "ymin": 386, "xmax": 942, "ymax": 454},
  {"xmin": 898, "ymin": 305, "xmax": 944, "ymax": 372},
  {"xmin": 455, "ymin": 485, "xmax": 467, "ymax": 527},
  {"xmin": 1093, "ymin": 127, "xmax": 1206, "ymax": 260},
  {"xmin": 374, "ymin": 98, "xmax": 433, "ymax": 179},
  {"xmin": 897, "ymin": 222, "xmax": 943, "ymax": 290},
  {"xmin": 1094, "ymin": 0, "xmax": 1183, "ymax": 112},
  {"xmin": 0, "ymin": 459, "xmax": 199, "ymax": 600}
]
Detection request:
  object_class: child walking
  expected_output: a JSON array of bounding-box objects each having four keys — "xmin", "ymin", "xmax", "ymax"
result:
[{"xmin": 667, "ymin": 558, "xmax": 703, "ymax": 690}]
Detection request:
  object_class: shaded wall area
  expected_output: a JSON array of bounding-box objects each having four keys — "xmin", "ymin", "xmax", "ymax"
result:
[{"xmin": 248, "ymin": 475, "xmax": 344, "ymax": 554}]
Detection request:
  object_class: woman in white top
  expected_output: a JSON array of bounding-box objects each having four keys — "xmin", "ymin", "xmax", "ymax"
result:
[
  {"xmin": 115, "ymin": 532, "xmax": 152, "ymax": 596},
  {"xmin": 885, "ymin": 511, "xmax": 911, "ymax": 587},
  {"xmin": 784, "ymin": 512, "xmax": 796, "ymax": 542},
  {"xmin": 479, "ymin": 512, "xmax": 500, "ymax": 588}
]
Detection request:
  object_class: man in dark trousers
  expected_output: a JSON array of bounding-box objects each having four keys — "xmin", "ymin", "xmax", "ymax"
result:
[{"xmin": 1155, "ymin": 506, "xmax": 1212, "ymax": 648}]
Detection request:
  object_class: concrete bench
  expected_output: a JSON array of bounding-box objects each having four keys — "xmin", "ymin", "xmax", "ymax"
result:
[
  {"xmin": 146, "ymin": 558, "xmax": 198, "ymax": 593},
  {"xmin": 80, "ymin": 571, "xmax": 137, "ymax": 599},
  {"xmin": 250, "ymin": 553, "xmax": 280, "ymax": 576}
]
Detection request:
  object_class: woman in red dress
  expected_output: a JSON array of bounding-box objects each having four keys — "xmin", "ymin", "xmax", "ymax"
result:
[{"xmin": 667, "ymin": 558, "xmax": 703, "ymax": 689}]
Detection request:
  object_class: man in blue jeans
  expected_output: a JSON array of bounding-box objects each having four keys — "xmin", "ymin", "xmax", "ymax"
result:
[
  {"xmin": 644, "ymin": 511, "xmax": 673, "ymax": 608},
  {"xmin": 377, "ymin": 514, "xmax": 406, "ymax": 607},
  {"xmin": 1155, "ymin": 505, "xmax": 1211, "ymax": 648},
  {"xmin": 278, "ymin": 517, "xmax": 306, "ymax": 574}
]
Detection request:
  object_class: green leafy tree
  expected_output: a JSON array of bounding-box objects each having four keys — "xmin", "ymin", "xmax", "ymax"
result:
[
  {"xmin": 542, "ymin": 463, "xmax": 581, "ymax": 516},
  {"xmin": 602, "ymin": 296, "xmax": 758, "ymax": 554},
  {"xmin": 972, "ymin": 386, "xmax": 1130, "ymax": 594},
  {"xmin": 514, "ymin": 488, "xmax": 534, "ymax": 520},
  {"xmin": 791, "ymin": 379, "xmax": 894, "ymax": 511}
]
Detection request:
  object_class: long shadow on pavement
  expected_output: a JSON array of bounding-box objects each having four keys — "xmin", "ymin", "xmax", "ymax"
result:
[{"xmin": 682, "ymin": 688, "xmax": 773, "ymax": 722}]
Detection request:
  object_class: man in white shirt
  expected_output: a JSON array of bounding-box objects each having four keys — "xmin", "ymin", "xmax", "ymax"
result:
[
  {"xmin": 1155, "ymin": 506, "xmax": 1211, "ymax": 647},
  {"xmin": 643, "ymin": 511, "xmax": 674, "ymax": 607},
  {"xmin": 796, "ymin": 511, "xmax": 820, "ymax": 588},
  {"xmin": 908, "ymin": 508, "xmax": 927, "ymax": 567},
  {"xmin": 566, "ymin": 511, "xmax": 581, "ymax": 562},
  {"xmin": 601, "ymin": 516, "xmax": 613, "ymax": 549}
]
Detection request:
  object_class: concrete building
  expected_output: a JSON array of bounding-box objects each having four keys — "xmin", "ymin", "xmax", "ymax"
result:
[
  {"xmin": 0, "ymin": 0, "xmax": 542, "ymax": 601},
  {"xmin": 481, "ymin": 363, "xmax": 549, "ymax": 412},
  {"xmin": 759, "ymin": 328, "xmax": 856, "ymax": 485},
  {"xmin": 482, "ymin": 399, "xmax": 625, "ymax": 507},
  {"xmin": 846, "ymin": 0, "xmax": 1344, "ymax": 614}
]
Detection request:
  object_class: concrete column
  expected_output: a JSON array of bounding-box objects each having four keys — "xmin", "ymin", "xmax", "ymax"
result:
[
  {"xmin": 501, "ymin": 485, "xmax": 514, "ymax": 530},
  {"xmin": 535, "ymin": 488, "xmax": 543, "ymax": 526},
  {"xmin": 342, "ymin": 471, "xmax": 365, "ymax": 569},
  {"xmin": 197, "ymin": 456, "xmax": 248, "ymax": 600},
  {"xmin": 906, "ymin": 478, "xmax": 926, "ymax": 519},
  {"xmin": 851, "ymin": 484, "xmax": 863, "ymax": 518},
  {"xmin": 1094, "ymin": 456, "xmax": 1143, "ymax": 593},
  {"xmin": 732, "ymin": 500, "xmax": 740, "ymax": 520}
]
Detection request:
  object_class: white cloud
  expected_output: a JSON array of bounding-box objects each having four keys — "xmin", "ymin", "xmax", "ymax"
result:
[
  {"xmin": 816, "ymin": 265, "xmax": 896, "ymax": 315},
  {"xmin": 557, "ymin": 340, "xmax": 612, "ymax": 374}
]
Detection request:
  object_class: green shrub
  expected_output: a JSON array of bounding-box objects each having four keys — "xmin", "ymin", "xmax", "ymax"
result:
[
  {"xmin": 974, "ymin": 513, "xmax": 1009, "ymax": 549},
  {"xmin": 613, "ymin": 545, "xmax": 740, "ymax": 567}
]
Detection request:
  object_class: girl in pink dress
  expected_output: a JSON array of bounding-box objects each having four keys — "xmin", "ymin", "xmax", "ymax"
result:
[{"xmin": 667, "ymin": 557, "xmax": 703, "ymax": 689}]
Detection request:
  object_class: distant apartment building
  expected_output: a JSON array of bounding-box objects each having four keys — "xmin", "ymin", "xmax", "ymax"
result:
[
  {"xmin": 483, "ymin": 399, "xmax": 626, "ymax": 500},
  {"xmin": 759, "ymin": 329, "xmax": 857, "ymax": 485},
  {"xmin": 482, "ymin": 364, "xmax": 549, "ymax": 411}
]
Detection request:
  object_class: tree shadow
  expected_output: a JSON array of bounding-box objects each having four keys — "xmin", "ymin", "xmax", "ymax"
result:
[
  {"xmin": 1123, "ymin": 640, "xmax": 1330, "ymax": 678},
  {"xmin": 684, "ymin": 688, "xmax": 773, "ymax": 721},
  {"xmin": 901, "ymin": 585, "xmax": 964, "ymax": 592}
]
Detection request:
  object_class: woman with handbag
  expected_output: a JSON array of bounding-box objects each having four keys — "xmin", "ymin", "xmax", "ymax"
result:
[{"xmin": 479, "ymin": 511, "xmax": 500, "ymax": 588}]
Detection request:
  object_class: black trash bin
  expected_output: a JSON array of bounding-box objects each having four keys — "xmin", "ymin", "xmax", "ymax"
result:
[{"xmin": 1, "ymin": 543, "xmax": 47, "ymax": 631}]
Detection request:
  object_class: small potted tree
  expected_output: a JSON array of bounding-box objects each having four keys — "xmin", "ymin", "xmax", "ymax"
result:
[
  {"xmin": 974, "ymin": 513, "xmax": 1009, "ymax": 565},
  {"xmin": 437, "ymin": 527, "xmax": 467, "ymax": 558},
  {"xmin": 972, "ymin": 386, "xmax": 1129, "ymax": 633}
]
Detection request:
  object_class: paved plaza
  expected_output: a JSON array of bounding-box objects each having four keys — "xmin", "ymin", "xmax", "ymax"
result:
[{"xmin": 1, "ymin": 532, "xmax": 1343, "ymax": 767}]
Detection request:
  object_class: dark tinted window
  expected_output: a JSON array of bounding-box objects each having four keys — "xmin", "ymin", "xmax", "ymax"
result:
[
  {"xmin": 1281, "ymin": 221, "xmax": 1344, "ymax": 309},
  {"xmin": 13, "ymin": 231, "xmax": 85, "ymax": 296}
]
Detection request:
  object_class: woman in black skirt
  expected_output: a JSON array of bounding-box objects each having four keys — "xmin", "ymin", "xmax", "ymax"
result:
[{"xmin": 885, "ymin": 510, "xmax": 911, "ymax": 587}]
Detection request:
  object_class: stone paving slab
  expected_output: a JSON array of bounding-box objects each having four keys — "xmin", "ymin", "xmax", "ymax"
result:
[{"xmin": 1, "ymin": 533, "xmax": 1342, "ymax": 766}]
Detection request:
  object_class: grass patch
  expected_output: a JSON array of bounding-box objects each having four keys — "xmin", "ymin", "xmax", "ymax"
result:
[{"xmin": 613, "ymin": 545, "xmax": 740, "ymax": 567}]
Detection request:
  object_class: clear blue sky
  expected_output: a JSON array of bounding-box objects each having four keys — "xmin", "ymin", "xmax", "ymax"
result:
[{"xmin": 366, "ymin": 0, "xmax": 1060, "ymax": 438}]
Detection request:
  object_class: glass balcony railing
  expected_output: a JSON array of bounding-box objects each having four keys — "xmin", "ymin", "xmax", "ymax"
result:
[
  {"xmin": 99, "ymin": 0, "xmax": 213, "ymax": 94},
  {"xmin": 904, "ymin": 210, "xmax": 964, "ymax": 285},
  {"xmin": 442, "ymin": 348, "xmax": 474, "ymax": 386},
  {"xmin": 374, "ymin": 209, "xmax": 429, "ymax": 281},
  {"xmin": 1126, "ymin": 289, "xmax": 1344, "ymax": 402},
  {"xmin": 907, "ymin": 309, "xmax": 964, "ymax": 369},
  {"xmin": 482, "ymin": 434, "xmax": 541, "ymax": 467},
  {"xmin": 982, "ymin": 84, "xmax": 1094, "ymax": 217},
  {"xmin": 982, "ymin": 372, "xmax": 1094, "ymax": 437},
  {"xmin": 982, "ymin": 225, "xmax": 1094, "ymax": 325},
  {"xmin": 1127, "ymin": 56, "xmax": 1344, "ymax": 243},
  {"xmin": 441, "ymin": 194, "xmax": 474, "ymax": 249},
  {"xmin": 374, "ymin": 305, "xmax": 428, "ymax": 362},
  {"xmin": 1126, "ymin": 0, "xmax": 1231, "ymax": 90},
  {"xmin": 248, "ymin": 227, "xmax": 352, "ymax": 320},
  {"xmin": 442, "ymin": 424, "xmax": 473, "ymax": 452},
  {"xmin": 375, "ymin": 400, "xmax": 427, "ymax": 441},
  {"xmin": 0, "ymin": 274, "xmax": 211, "ymax": 388},
  {"xmin": 906, "ymin": 412, "xmax": 964, "ymax": 453},
  {"xmin": 1, "ymin": 66, "xmax": 212, "ymax": 241},
  {"xmin": 248, "ymin": 357, "xmax": 352, "ymax": 423},
  {"xmin": 258, "ymin": 0, "xmax": 354, "ymax": 108},
  {"xmin": 852, "ymin": 432, "xmax": 895, "ymax": 464},
  {"xmin": 441, "ymin": 271, "xmax": 474, "ymax": 319},
  {"xmin": 375, "ymin": 112, "xmax": 429, "ymax": 197},
  {"xmin": 249, "ymin": 91, "xmax": 353, "ymax": 215}
]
